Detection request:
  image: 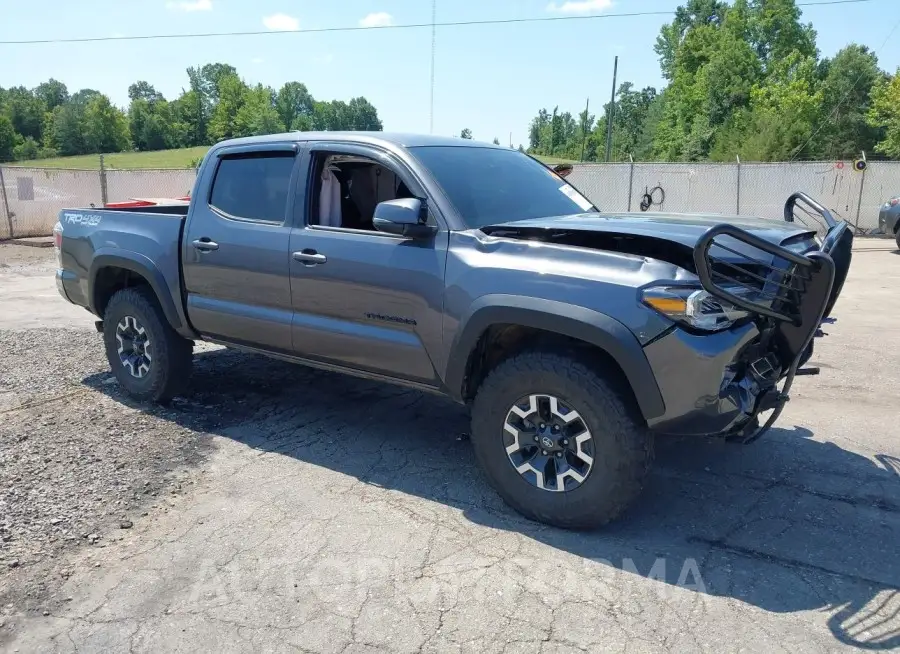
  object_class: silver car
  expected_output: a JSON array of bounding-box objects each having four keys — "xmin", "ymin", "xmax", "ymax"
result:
[{"xmin": 878, "ymin": 195, "xmax": 900, "ymax": 248}]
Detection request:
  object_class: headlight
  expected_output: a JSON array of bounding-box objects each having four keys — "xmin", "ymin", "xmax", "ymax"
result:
[{"xmin": 641, "ymin": 286, "xmax": 751, "ymax": 332}]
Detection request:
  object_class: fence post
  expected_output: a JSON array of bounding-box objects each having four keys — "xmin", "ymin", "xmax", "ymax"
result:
[
  {"xmin": 0, "ymin": 166, "xmax": 13, "ymax": 240},
  {"xmin": 99, "ymin": 154, "xmax": 108, "ymax": 206},
  {"xmin": 627, "ymin": 154, "xmax": 635, "ymax": 212},
  {"xmin": 855, "ymin": 151, "xmax": 867, "ymax": 230},
  {"xmin": 735, "ymin": 155, "xmax": 741, "ymax": 215}
]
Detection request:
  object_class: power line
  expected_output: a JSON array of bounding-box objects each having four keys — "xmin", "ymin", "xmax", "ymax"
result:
[
  {"xmin": 788, "ymin": 12, "xmax": 900, "ymax": 161},
  {"xmin": 0, "ymin": 0, "xmax": 878, "ymax": 46}
]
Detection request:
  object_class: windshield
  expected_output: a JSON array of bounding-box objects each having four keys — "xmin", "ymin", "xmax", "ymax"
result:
[{"xmin": 408, "ymin": 146, "xmax": 597, "ymax": 228}]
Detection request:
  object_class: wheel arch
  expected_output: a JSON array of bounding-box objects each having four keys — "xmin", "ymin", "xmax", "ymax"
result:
[
  {"xmin": 89, "ymin": 252, "xmax": 182, "ymax": 331},
  {"xmin": 444, "ymin": 295, "xmax": 665, "ymax": 421}
]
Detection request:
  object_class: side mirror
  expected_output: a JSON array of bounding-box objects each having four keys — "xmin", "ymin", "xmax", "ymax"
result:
[{"xmin": 372, "ymin": 198, "xmax": 437, "ymax": 239}]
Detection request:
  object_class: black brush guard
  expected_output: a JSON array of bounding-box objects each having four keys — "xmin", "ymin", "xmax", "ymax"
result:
[
  {"xmin": 692, "ymin": 193, "xmax": 853, "ymax": 443},
  {"xmin": 784, "ymin": 192, "xmax": 854, "ymax": 319}
]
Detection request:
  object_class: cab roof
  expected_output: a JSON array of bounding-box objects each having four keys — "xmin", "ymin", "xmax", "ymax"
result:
[{"xmin": 211, "ymin": 131, "xmax": 506, "ymax": 151}]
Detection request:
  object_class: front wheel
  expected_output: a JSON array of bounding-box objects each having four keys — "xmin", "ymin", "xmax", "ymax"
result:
[
  {"xmin": 895, "ymin": 228, "xmax": 900, "ymax": 251},
  {"xmin": 102, "ymin": 287, "xmax": 193, "ymax": 403},
  {"xmin": 470, "ymin": 350, "xmax": 653, "ymax": 530}
]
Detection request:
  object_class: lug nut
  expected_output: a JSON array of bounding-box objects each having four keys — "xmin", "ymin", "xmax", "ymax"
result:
[
  {"xmin": 556, "ymin": 452, "xmax": 562, "ymax": 458},
  {"xmin": 553, "ymin": 425, "xmax": 560, "ymax": 432},
  {"xmin": 541, "ymin": 450, "xmax": 547, "ymax": 455},
  {"xmin": 534, "ymin": 436, "xmax": 539, "ymax": 442},
  {"xmin": 562, "ymin": 439, "xmax": 569, "ymax": 445},
  {"xmin": 540, "ymin": 423, "xmax": 546, "ymax": 429}
]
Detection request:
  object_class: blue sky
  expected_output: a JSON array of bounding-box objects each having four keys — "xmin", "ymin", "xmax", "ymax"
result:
[{"xmin": 1, "ymin": 0, "xmax": 898, "ymax": 147}]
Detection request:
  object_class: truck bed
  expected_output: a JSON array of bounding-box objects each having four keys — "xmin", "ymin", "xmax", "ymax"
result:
[{"xmin": 55, "ymin": 207, "xmax": 188, "ymax": 327}]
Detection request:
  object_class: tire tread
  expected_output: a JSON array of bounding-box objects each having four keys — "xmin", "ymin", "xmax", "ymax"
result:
[
  {"xmin": 470, "ymin": 349, "xmax": 653, "ymax": 530},
  {"xmin": 103, "ymin": 287, "xmax": 193, "ymax": 403}
]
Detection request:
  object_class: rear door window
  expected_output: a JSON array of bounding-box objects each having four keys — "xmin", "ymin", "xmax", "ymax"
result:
[{"xmin": 209, "ymin": 151, "xmax": 296, "ymax": 223}]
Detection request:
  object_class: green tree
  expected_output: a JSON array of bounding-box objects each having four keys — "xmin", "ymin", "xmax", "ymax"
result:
[
  {"xmin": 170, "ymin": 88, "xmax": 206, "ymax": 147},
  {"xmin": 129, "ymin": 98, "xmax": 177, "ymax": 151},
  {"xmin": 235, "ymin": 84, "xmax": 283, "ymax": 136},
  {"xmin": 868, "ymin": 71, "xmax": 900, "ymax": 158},
  {"xmin": 0, "ymin": 115, "xmax": 15, "ymax": 162},
  {"xmin": 34, "ymin": 79, "xmax": 69, "ymax": 111},
  {"xmin": 276, "ymin": 82, "xmax": 314, "ymax": 132},
  {"xmin": 45, "ymin": 90, "xmax": 100, "ymax": 156},
  {"xmin": 3, "ymin": 86, "xmax": 46, "ymax": 141},
  {"xmin": 208, "ymin": 74, "xmax": 248, "ymax": 141},
  {"xmin": 815, "ymin": 44, "xmax": 885, "ymax": 158},
  {"xmin": 128, "ymin": 81, "xmax": 164, "ymax": 103},
  {"xmin": 346, "ymin": 97, "xmax": 382, "ymax": 130},
  {"xmin": 460, "ymin": 128, "xmax": 472, "ymax": 139},
  {"xmin": 654, "ymin": 0, "xmax": 729, "ymax": 81},
  {"xmin": 13, "ymin": 136, "xmax": 41, "ymax": 161},
  {"xmin": 82, "ymin": 94, "xmax": 130, "ymax": 153},
  {"xmin": 747, "ymin": 0, "xmax": 817, "ymax": 69},
  {"xmin": 128, "ymin": 83, "xmax": 174, "ymax": 151},
  {"xmin": 740, "ymin": 52, "xmax": 823, "ymax": 160}
]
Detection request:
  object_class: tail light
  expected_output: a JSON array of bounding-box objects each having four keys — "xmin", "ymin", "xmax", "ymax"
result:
[
  {"xmin": 890, "ymin": 198, "xmax": 899, "ymax": 207},
  {"xmin": 52, "ymin": 221, "xmax": 63, "ymax": 267}
]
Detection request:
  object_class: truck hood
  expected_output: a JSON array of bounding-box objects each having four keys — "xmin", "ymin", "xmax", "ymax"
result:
[
  {"xmin": 480, "ymin": 211, "xmax": 819, "ymax": 275},
  {"xmin": 483, "ymin": 211, "xmax": 815, "ymax": 249}
]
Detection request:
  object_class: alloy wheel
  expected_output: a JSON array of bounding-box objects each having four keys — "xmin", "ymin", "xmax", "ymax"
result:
[
  {"xmin": 116, "ymin": 315, "xmax": 153, "ymax": 379},
  {"xmin": 503, "ymin": 393, "xmax": 595, "ymax": 492}
]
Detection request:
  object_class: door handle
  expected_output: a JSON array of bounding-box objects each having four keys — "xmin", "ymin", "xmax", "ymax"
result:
[
  {"xmin": 192, "ymin": 238, "xmax": 219, "ymax": 252},
  {"xmin": 293, "ymin": 250, "xmax": 327, "ymax": 265}
]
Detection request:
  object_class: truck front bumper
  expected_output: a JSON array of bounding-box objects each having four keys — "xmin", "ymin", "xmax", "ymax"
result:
[{"xmin": 643, "ymin": 323, "xmax": 779, "ymax": 437}]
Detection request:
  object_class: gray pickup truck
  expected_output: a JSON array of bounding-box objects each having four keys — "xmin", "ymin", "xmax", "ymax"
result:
[{"xmin": 54, "ymin": 132, "xmax": 854, "ymax": 529}]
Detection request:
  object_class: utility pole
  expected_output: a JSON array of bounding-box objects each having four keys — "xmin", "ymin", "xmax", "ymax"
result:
[
  {"xmin": 429, "ymin": 0, "xmax": 436, "ymax": 134},
  {"xmin": 580, "ymin": 97, "xmax": 590, "ymax": 162},
  {"xmin": 604, "ymin": 55, "xmax": 618, "ymax": 162}
]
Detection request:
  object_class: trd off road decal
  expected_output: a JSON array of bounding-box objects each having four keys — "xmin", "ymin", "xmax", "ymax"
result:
[{"xmin": 64, "ymin": 213, "xmax": 102, "ymax": 227}]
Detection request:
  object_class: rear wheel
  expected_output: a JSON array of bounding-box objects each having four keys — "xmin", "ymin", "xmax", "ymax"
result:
[
  {"xmin": 102, "ymin": 287, "xmax": 193, "ymax": 403},
  {"xmin": 895, "ymin": 228, "xmax": 900, "ymax": 251},
  {"xmin": 470, "ymin": 350, "xmax": 653, "ymax": 530}
]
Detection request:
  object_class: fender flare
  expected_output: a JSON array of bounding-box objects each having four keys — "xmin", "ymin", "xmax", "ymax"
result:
[
  {"xmin": 89, "ymin": 251, "xmax": 183, "ymax": 330},
  {"xmin": 444, "ymin": 295, "xmax": 665, "ymax": 421}
]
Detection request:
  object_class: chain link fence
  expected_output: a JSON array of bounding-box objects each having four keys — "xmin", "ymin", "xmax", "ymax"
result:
[
  {"xmin": 1, "ymin": 157, "xmax": 897, "ymax": 240},
  {"xmin": 569, "ymin": 160, "xmax": 899, "ymax": 236},
  {"xmin": 0, "ymin": 161, "xmax": 196, "ymax": 240}
]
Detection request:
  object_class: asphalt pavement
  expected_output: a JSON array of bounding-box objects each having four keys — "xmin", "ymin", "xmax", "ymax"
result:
[{"xmin": 0, "ymin": 240, "xmax": 897, "ymax": 653}]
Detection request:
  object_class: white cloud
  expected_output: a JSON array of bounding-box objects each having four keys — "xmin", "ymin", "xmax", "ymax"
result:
[
  {"xmin": 251, "ymin": 57, "xmax": 264, "ymax": 64},
  {"xmin": 166, "ymin": 0, "xmax": 212, "ymax": 12},
  {"xmin": 359, "ymin": 12, "xmax": 393, "ymax": 28},
  {"xmin": 546, "ymin": 0, "xmax": 612, "ymax": 14},
  {"xmin": 263, "ymin": 13, "xmax": 299, "ymax": 31}
]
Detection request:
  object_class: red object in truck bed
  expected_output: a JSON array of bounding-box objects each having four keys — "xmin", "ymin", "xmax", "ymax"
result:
[{"xmin": 104, "ymin": 197, "xmax": 191, "ymax": 209}]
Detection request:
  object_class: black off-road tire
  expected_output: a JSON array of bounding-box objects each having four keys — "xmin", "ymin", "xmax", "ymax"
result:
[
  {"xmin": 895, "ymin": 228, "xmax": 900, "ymax": 251},
  {"xmin": 470, "ymin": 350, "xmax": 654, "ymax": 530},
  {"xmin": 103, "ymin": 287, "xmax": 193, "ymax": 403}
]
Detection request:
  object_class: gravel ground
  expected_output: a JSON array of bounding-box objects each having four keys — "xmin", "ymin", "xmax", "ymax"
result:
[
  {"xmin": 0, "ymin": 242, "xmax": 56, "ymax": 270},
  {"xmin": 0, "ymin": 328, "xmax": 211, "ymax": 614}
]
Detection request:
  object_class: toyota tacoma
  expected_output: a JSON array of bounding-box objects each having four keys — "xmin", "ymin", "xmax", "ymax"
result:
[{"xmin": 53, "ymin": 132, "xmax": 854, "ymax": 529}]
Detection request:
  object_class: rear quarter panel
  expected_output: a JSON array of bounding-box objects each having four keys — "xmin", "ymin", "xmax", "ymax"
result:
[{"xmin": 57, "ymin": 209, "xmax": 190, "ymax": 334}]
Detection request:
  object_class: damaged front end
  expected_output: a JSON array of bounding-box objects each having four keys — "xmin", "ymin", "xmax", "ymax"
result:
[
  {"xmin": 479, "ymin": 192, "xmax": 853, "ymax": 443},
  {"xmin": 684, "ymin": 199, "xmax": 853, "ymax": 443}
]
